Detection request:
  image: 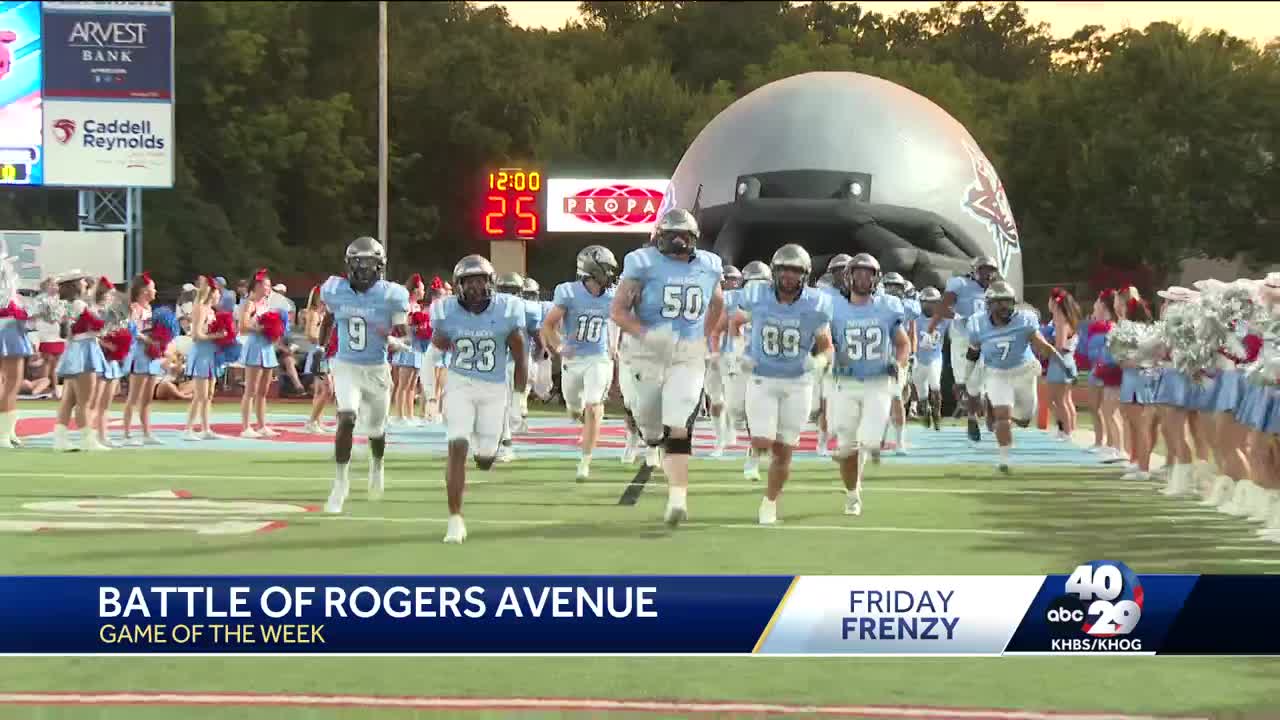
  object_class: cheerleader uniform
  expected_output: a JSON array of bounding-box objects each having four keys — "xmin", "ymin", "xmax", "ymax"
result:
[
  {"xmin": 56, "ymin": 301, "xmax": 106, "ymax": 378},
  {"xmin": 185, "ymin": 314, "xmax": 219, "ymax": 379},
  {"xmin": 0, "ymin": 301, "xmax": 33, "ymax": 359},
  {"xmin": 1233, "ymin": 333, "xmax": 1269, "ymax": 430},
  {"xmin": 1047, "ymin": 328, "xmax": 1079, "ymax": 385},
  {"xmin": 124, "ymin": 306, "xmax": 165, "ymax": 377},
  {"xmin": 1086, "ymin": 322, "xmax": 1118, "ymax": 388},
  {"xmin": 1120, "ymin": 364, "xmax": 1159, "ymax": 404},
  {"xmin": 240, "ymin": 298, "xmax": 279, "ymax": 369},
  {"xmin": 390, "ymin": 336, "xmax": 422, "ymax": 370}
]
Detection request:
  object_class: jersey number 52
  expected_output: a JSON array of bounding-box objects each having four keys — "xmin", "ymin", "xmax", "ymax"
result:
[
  {"xmin": 843, "ymin": 326, "xmax": 883, "ymax": 361},
  {"xmin": 661, "ymin": 285, "xmax": 704, "ymax": 321}
]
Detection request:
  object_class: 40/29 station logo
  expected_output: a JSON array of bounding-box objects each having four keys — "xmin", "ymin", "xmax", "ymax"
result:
[{"xmin": 1045, "ymin": 560, "xmax": 1144, "ymax": 652}]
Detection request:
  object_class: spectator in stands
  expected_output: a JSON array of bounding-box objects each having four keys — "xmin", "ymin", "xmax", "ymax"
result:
[{"xmin": 19, "ymin": 353, "xmax": 51, "ymax": 397}]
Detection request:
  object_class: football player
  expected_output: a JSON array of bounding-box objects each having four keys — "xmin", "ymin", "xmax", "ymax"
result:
[
  {"xmin": 828, "ymin": 253, "xmax": 909, "ymax": 517},
  {"xmin": 814, "ymin": 253, "xmax": 853, "ymax": 455},
  {"xmin": 494, "ymin": 271, "xmax": 527, "ymax": 462},
  {"xmin": 880, "ymin": 272, "xmax": 914, "ymax": 455},
  {"xmin": 707, "ymin": 265, "xmax": 743, "ymax": 456},
  {"xmin": 966, "ymin": 280, "xmax": 1070, "ymax": 474},
  {"xmin": 931, "ymin": 256, "xmax": 999, "ymax": 442},
  {"xmin": 610, "ymin": 208, "xmax": 724, "ymax": 527},
  {"xmin": 731, "ymin": 244, "xmax": 833, "ymax": 523},
  {"xmin": 542, "ymin": 245, "xmax": 619, "ymax": 481},
  {"xmin": 715, "ymin": 261, "xmax": 771, "ymax": 475},
  {"xmin": 913, "ymin": 287, "xmax": 949, "ymax": 430},
  {"xmin": 321, "ymin": 237, "xmax": 412, "ymax": 514},
  {"xmin": 428, "ymin": 255, "xmax": 527, "ymax": 543}
]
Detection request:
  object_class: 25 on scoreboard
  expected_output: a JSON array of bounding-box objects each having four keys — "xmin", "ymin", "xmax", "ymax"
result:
[{"xmin": 480, "ymin": 168, "xmax": 543, "ymax": 240}]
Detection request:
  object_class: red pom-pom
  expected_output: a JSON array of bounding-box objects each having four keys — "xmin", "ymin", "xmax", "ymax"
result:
[
  {"xmin": 258, "ymin": 310, "xmax": 285, "ymax": 342},
  {"xmin": 1087, "ymin": 320, "xmax": 1113, "ymax": 336},
  {"xmin": 101, "ymin": 328, "xmax": 134, "ymax": 362},
  {"xmin": 325, "ymin": 327, "xmax": 338, "ymax": 358},
  {"xmin": 0, "ymin": 301, "xmax": 28, "ymax": 321},
  {"xmin": 210, "ymin": 311, "xmax": 239, "ymax": 349},
  {"xmin": 147, "ymin": 323, "xmax": 174, "ymax": 359},
  {"xmin": 410, "ymin": 309, "xmax": 432, "ymax": 340},
  {"xmin": 1094, "ymin": 363, "xmax": 1123, "ymax": 387},
  {"xmin": 71, "ymin": 308, "xmax": 105, "ymax": 334}
]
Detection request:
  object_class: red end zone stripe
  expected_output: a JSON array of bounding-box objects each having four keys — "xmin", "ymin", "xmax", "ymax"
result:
[{"xmin": 0, "ymin": 692, "xmax": 1209, "ymax": 719}]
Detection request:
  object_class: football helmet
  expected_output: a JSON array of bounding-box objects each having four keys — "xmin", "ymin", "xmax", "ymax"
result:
[
  {"xmin": 742, "ymin": 260, "xmax": 772, "ymax": 287},
  {"xmin": 846, "ymin": 253, "xmax": 880, "ymax": 296},
  {"xmin": 722, "ymin": 265, "xmax": 744, "ymax": 291},
  {"xmin": 496, "ymin": 272, "xmax": 524, "ymax": 296},
  {"xmin": 985, "ymin": 280, "xmax": 1017, "ymax": 323},
  {"xmin": 652, "ymin": 208, "xmax": 700, "ymax": 256},
  {"xmin": 972, "ymin": 256, "xmax": 999, "ymax": 288},
  {"xmin": 345, "ymin": 236, "xmax": 386, "ymax": 292},
  {"xmin": 771, "ymin": 244, "xmax": 812, "ymax": 296},
  {"xmin": 453, "ymin": 255, "xmax": 496, "ymax": 312},
  {"xmin": 522, "ymin": 277, "xmax": 541, "ymax": 302},
  {"xmin": 576, "ymin": 245, "xmax": 619, "ymax": 289}
]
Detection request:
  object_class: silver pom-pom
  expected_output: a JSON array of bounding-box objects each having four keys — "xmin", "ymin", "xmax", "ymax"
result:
[
  {"xmin": 1106, "ymin": 320, "xmax": 1161, "ymax": 365},
  {"xmin": 29, "ymin": 293, "xmax": 67, "ymax": 325},
  {"xmin": 1164, "ymin": 284, "xmax": 1266, "ymax": 379}
]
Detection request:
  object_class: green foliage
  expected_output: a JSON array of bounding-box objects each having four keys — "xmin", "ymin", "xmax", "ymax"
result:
[{"xmin": 4, "ymin": 1, "xmax": 1277, "ymax": 288}]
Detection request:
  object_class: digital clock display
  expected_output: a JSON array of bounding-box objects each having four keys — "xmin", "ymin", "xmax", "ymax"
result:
[{"xmin": 481, "ymin": 168, "xmax": 543, "ymax": 240}]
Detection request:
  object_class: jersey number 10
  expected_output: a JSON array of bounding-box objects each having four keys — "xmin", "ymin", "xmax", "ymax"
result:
[{"xmin": 575, "ymin": 315, "xmax": 605, "ymax": 343}]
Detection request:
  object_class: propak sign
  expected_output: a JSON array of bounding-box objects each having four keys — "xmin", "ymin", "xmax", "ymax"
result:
[
  {"xmin": 42, "ymin": 99, "xmax": 173, "ymax": 187},
  {"xmin": 545, "ymin": 178, "xmax": 669, "ymax": 234},
  {"xmin": 0, "ymin": 230, "xmax": 125, "ymax": 291}
]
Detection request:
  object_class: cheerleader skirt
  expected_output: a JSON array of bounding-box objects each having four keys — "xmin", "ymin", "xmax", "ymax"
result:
[
  {"xmin": 57, "ymin": 336, "xmax": 106, "ymax": 377},
  {"xmin": 391, "ymin": 348, "xmax": 421, "ymax": 369},
  {"xmin": 1209, "ymin": 370, "xmax": 1245, "ymax": 414},
  {"xmin": 1045, "ymin": 353, "xmax": 1077, "ymax": 385},
  {"xmin": 1264, "ymin": 389, "xmax": 1280, "ymax": 434},
  {"xmin": 0, "ymin": 320, "xmax": 32, "ymax": 358},
  {"xmin": 101, "ymin": 358, "xmax": 124, "ymax": 382},
  {"xmin": 125, "ymin": 339, "xmax": 165, "ymax": 376},
  {"xmin": 1154, "ymin": 367, "xmax": 1191, "ymax": 407},
  {"xmin": 1235, "ymin": 381, "xmax": 1273, "ymax": 431},
  {"xmin": 1120, "ymin": 367, "xmax": 1158, "ymax": 404},
  {"xmin": 185, "ymin": 340, "xmax": 219, "ymax": 379},
  {"xmin": 303, "ymin": 349, "xmax": 331, "ymax": 376},
  {"xmin": 241, "ymin": 331, "xmax": 279, "ymax": 369}
]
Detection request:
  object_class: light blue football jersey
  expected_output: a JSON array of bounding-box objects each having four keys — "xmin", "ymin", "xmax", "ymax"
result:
[
  {"xmin": 945, "ymin": 276, "xmax": 987, "ymax": 320},
  {"xmin": 716, "ymin": 288, "xmax": 741, "ymax": 353},
  {"xmin": 830, "ymin": 294, "xmax": 905, "ymax": 379},
  {"xmin": 429, "ymin": 293, "xmax": 524, "ymax": 384},
  {"xmin": 740, "ymin": 284, "xmax": 834, "ymax": 379},
  {"xmin": 619, "ymin": 247, "xmax": 723, "ymax": 341},
  {"xmin": 553, "ymin": 280, "xmax": 615, "ymax": 358},
  {"xmin": 967, "ymin": 310, "xmax": 1038, "ymax": 370},
  {"xmin": 916, "ymin": 316, "xmax": 950, "ymax": 365},
  {"xmin": 320, "ymin": 277, "xmax": 411, "ymax": 366}
]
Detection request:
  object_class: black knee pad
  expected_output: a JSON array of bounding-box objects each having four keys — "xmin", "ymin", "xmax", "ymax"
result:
[
  {"xmin": 1013, "ymin": 418, "xmax": 1031, "ymax": 429},
  {"xmin": 336, "ymin": 411, "xmax": 357, "ymax": 428},
  {"xmin": 663, "ymin": 434, "xmax": 692, "ymax": 455},
  {"xmin": 475, "ymin": 456, "xmax": 496, "ymax": 471}
]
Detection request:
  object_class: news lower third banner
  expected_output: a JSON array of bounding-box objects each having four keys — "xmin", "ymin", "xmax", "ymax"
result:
[{"xmin": 1, "ymin": 562, "xmax": 1278, "ymax": 655}]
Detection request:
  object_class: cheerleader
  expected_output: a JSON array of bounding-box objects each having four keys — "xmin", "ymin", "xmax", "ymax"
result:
[
  {"xmin": 301, "ymin": 288, "xmax": 335, "ymax": 434},
  {"xmin": 1152, "ymin": 286, "xmax": 1201, "ymax": 496},
  {"xmin": 1199, "ymin": 280, "xmax": 1259, "ymax": 516},
  {"xmin": 390, "ymin": 274, "xmax": 426, "ymax": 425},
  {"xmin": 239, "ymin": 268, "xmax": 280, "ymax": 438},
  {"xmin": 183, "ymin": 279, "xmax": 228, "ymax": 440},
  {"xmin": 52, "ymin": 272, "xmax": 107, "ymax": 452},
  {"xmin": 119, "ymin": 272, "xmax": 165, "ymax": 445},
  {"xmin": 421, "ymin": 277, "xmax": 449, "ymax": 423},
  {"xmin": 34, "ymin": 277, "xmax": 65, "ymax": 399},
  {"xmin": 0, "ymin": 261, "xmax": 32, "ymax": 449},
  {"xmin": 1044, "ymin": 288, "xmax": 1081, "ymax": 440},
  {"xmin": 91, "ymin": 277, "xmax": 128, "ymax": 448},
  {"xmin": 1114, "ymin": 287, "xmax": 1160, "ymax": 480},
  {"xmin": 1232, "ymin": 276, "xmax": 1278, "ymax": 522},
  {"xmin": 1088, "ymin": 289, "xmax": 1125, "ymax": 463}
]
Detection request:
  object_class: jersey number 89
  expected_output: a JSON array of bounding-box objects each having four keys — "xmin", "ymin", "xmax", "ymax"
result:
[
  {"xmin": 843, "ymin": 326, "xmax": 884, "ymax": 361},
  {"xmin": 661, "ymin": 285, "xmax": 704, "ymax": 321},
  {"xmin": 454, "ymin": 337, "xmax": 497, "ymax": 372},
  {"xmin": 761, "ymin": 324, "xmax": 801, "ymax": 358}
]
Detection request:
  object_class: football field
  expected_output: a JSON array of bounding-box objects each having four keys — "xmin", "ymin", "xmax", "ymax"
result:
[{"xmin": 1, "ymin": 403, "xmax": 1278, "ymax": 719}]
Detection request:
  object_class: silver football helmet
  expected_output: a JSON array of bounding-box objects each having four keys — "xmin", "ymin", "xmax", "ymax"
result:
[
  {"xmin": 846, "ymin": 253, "xmax": 880, "ymax": 296},
  {"xmin": 453, "ymin": 255, "xmax": 496, "ymax": 311},
  {"xmin": 652, "ymin": 208, "xmax": 700, "ymax": 256},
  {"xmin": 345, "ymin": 236, "xmax": 386, "ymax": 292},
  {"xmin": 576, "ymin": 245, "xmax": 619, "ymax": 288},
  {"xmin": 771, "ymin": 244, "xmax": 812, "ymax": 295}
]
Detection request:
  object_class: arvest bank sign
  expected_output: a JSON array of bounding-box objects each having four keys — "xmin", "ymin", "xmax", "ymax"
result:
[{"xmin": 544, "ymin": 178, "xmax": 669, "ymax": 234}]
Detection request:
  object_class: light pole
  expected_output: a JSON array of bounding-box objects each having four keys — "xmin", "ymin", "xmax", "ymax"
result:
[{"xmin": 377, "ymin": 0, "xmax": 389, "ymax": 267}]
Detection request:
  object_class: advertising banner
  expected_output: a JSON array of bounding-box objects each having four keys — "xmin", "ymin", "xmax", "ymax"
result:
[
  {"xmin": 0, "ymin": 229, "xmax": 125, "ymax": 290},
  {"xmin": 42, "ymin": 98, "xmax": 172, "ymax": 187},
  {"xmin": 41, "ymin": 5, "xmax": 172, "ymax": 100},
  {"xmin": 544, "ymin": 178, "xmax": 669, "ymax": 234}
]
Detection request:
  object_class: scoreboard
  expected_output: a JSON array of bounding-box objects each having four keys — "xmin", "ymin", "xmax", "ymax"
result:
[
  {"xmin": 479, "ymin": 167, "xmax": 544, "ymax": 241},
  {"xmin": 0, "ymin": 0, "xmax": 44, "ymax": 186}
]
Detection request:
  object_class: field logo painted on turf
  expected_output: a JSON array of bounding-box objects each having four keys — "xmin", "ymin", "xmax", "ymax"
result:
[{"xmin": 3, "ymin": 490, "xmax": 315, "ymax": 535}]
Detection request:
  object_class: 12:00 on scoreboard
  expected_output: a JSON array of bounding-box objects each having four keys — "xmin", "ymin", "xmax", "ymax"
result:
[{"xmin": 480, "ymin": 168, "xmax": 543, "ymax": 240}]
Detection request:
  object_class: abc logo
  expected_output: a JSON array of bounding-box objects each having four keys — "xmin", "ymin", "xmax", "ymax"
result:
[{"xmin": 1044, "ymin": 595, "xmax": 1088, "ymax": 637}]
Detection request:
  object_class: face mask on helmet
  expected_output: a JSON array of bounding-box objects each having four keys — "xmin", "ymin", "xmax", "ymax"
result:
[
  {"xmin": 990, "ymin": 298, "xmax": 1015, "ymax": 323},
  {"xmin": 775, "ymin": 267, "xmax": 805, "ymax": 296},
  {"xmin": 975, "ymin": 265, "xmax": 998, "ymax": 288},
  {"xmin": 657, "ymin": 230, "xmax": 695, "ymax": 256},
  {"xmin": 849, "ymin": 268, "xmax": 877, "ymax": 296},
  {"xmin": 347, "ymin": 256, "xmax": 383, "ymax": 292},
  {"xmin": 459, "ymin": 275, "xmax": 492, "ymax": 311},
  {"xmin": 885, "ymin": 282, "xmax": 905, "ymax": 298},
  {"xmin": 922, "ymin": 301, "xmax": 938, "ymax": 318}
]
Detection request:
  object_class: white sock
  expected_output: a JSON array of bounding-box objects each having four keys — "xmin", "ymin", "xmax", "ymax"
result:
[
  {"xmin": 669, "ymin": 485, "xmax": 688, "ymax": 507},
  {"xmin": 817, "ymin": 431, "xmax": 828, "ymax": 450},
  {"xmin": 0, "ymin": 411, "xmax": 12, "ymax": 441},
  {"xmin": 336, "ymin": 463, "xmax": 350, "ymax": 485},
  {"xmin": 893, "ymin": 423, "xmax": 904, "ymax": 446},
  {"xmin": 999, "ymin": 446, "xmax": 1010, "ymax": 463}
]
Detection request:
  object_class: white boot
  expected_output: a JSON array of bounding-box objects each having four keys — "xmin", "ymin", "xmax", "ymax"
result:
[
  {"xmin": 1202, "ymin": 475, "xmax": 1233, "ymax": 506},
  {"xmin": 1262, "ymin": 492, "xmax": 1280, "ymax": 531},
  {"xmin": 1220, "ymin": 480, "xmax": 1251, "ymax": 517},
  {"xmin": 1158, "ymin": 464, "xmax": 1181, "ymax": 495},
  {"xmin": 758, "ymin": 497, "xmax": 778, "ymax": 526},
  {"xmin": 443, "ymin": 514, "xmax": 467, "ymax": 544},
  {"xmin": 1172, "ymin": 465, "xmax": 1197, "ymax": 497},
  {"xmin": 52, "ymin": 424, "xmax": 74, "ymax": 452},
  {"xmin": 325, "ymin": 465, "xmax": 351, "ymax": 514},
  {"xmin": 0, "ymin": 411, "xmax": 13, "ymax": 448},
  {"xmin": 368, "ymin": 458, "xmax": 385, "ymax": 501},
  {"xmin": 1247, "ymin": 483, "xmax": 1274, "ymax": 523},
  {"xmin": 82, "ymin": 431, "xmax": 109, "ymax": 452}
]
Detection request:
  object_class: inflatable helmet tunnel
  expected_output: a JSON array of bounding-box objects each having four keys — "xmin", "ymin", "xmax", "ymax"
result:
[{"xmin": 662, "ymin": 72, "xmax": 1023, "ymax": 294}]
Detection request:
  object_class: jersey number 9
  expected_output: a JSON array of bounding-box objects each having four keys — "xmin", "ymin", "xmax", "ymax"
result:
[
  {"xmin": 761, "ymin": 324, "xmax": 801, "ymax": 358},
  {"xmin": 843, "ymin": 326, "xmax": 883, "ymax": 361},
  {"xmin": 661, "ymin": 285, "xmax": 704, "ymax": 321},
  {"xmin": 347, "ymin": 317, "xmax": 367, "ymax": 351},
  {"xmin": 454, "ymin": 337, "xmax": 497, "ymax": 372}
]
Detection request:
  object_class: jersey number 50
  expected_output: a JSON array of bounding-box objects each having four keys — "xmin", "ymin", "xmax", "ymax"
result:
[
  {"xmin": 661, "ymin": 285, "xmax": 704, "ymax": 321},
  {"xmin": 454, "ymin": 337, "xmax": 497, "ymax": 372},
  {"xmin": 843, "ymin": 326, "xmax": 884, "ymax": 361}
]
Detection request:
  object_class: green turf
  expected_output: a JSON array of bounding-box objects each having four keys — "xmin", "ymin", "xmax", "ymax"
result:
[{"xmin": 1, "ymin": 450, "xmax": 1278, "ymax": 718}]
